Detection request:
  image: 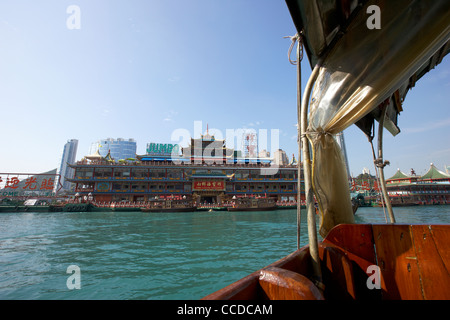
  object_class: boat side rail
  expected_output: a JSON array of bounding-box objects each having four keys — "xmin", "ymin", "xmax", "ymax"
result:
[
  {"xmin": 204, "ymin": 223, "xmax": 450, "ymax": 300},
  {"xmin": 203, "ymin": 238, "xmax": 358, "ymax": 300},
  {"xmin": 259, "ymin": 267, "xmax": 324, "ymax": 300}
]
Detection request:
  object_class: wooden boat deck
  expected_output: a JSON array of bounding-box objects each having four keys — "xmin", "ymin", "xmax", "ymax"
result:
[{"xmin": 202, "ymin": 224, "xmax": 450, "ymax": 300}]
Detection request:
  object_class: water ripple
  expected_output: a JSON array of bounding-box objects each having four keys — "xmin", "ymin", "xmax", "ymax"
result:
[{"xmin": 0, "ymin": 206, "xmax": 448, "ymax": 299}]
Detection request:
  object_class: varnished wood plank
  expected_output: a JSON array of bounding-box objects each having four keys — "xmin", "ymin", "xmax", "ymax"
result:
[
  {"xmin": 373, "ymin": 225, "xmax": 424, "ymax": 299},
  {"xmin": 323, "ymin": 224, "xmax": 380, "ymax": 299},
  {"xmin": 259, "ymin": 267, "xmax": 324, "ymax": 300},
  {"xmin": 201, "ymin": 273, "xmax": 261, "ymax": 300},
  {"xmin": 411, "ymin": 225, "xmax": 450, "ymax": 299},
  {"xmin": 204, "ymin": 224, "xmax": 450, "ymax": 300},
  {"xmin": 324, "ymin": 224, "xmax": 376, "ymax": 265},
  {"xmin": 318, "ymin": 243, "xmax": 356, "ymax": 299},
  {"xmin": 202, "ymin": 249, "xmax": 313, "ymax": 300},
  {"xmin": 266, "ymin": 248, "xmax": 311, "ymax": 276},
  {"xmin": 429, "ymin": 225, "xmax": 450, "ymax": 273}
]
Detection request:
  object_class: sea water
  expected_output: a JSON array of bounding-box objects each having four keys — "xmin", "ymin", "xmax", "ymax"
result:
[{"xmin": 0, "ymin": 206, "xmax": 449, "ymax": 300}]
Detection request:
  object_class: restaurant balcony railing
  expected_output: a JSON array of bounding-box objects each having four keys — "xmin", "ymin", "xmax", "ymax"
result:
[
  {"xmin": 73, "ymin": 188, "xmax": 298, "ymax": 194},
  {"xmin": 75, "ymin": 189, "xmax": 189, "ymax": 194},
  {"xmin": 73, "ymin": 176, "xmax": 299, "ymax": 182},
  {"xmin": 74, "ymin": 159, "xmax": 300, "ymax": 169}
]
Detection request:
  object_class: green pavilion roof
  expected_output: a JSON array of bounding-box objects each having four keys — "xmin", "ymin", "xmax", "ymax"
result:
[
  {"xmin": 421, "ymin": 164, "xmax": 450, "ymax": 180},
  {"xmin": 387, "ymin": 169, "xmax": 411, "ymax": 180}
]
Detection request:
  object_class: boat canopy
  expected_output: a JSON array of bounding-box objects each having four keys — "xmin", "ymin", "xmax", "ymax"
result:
[
  {"xmin": 286, "ymin": 0, "xmax": 450, "ymax": 236},
  {"xmin": 286, "ymin": 0, "xmax": 450, "ymax": 137}
]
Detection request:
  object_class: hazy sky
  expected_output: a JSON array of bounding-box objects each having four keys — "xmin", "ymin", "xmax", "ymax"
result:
[{"xmin": 1, "ymin": 0, "xmax": 449, "ymax": 178}]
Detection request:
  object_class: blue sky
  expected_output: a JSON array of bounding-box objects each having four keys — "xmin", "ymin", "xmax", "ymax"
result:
[{"xmin": 0, "ymin": 0, "xmax": 449, "ymax": 178}]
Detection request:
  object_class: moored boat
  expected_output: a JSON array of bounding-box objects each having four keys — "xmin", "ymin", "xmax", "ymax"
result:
[
  {"xmin": 228, "ymin": 197, "xmax": 277, "ymax": 211},
  {"xmin": 141, "ymin": 199, "xmax": 196, "ymax": 213},
  {"xmin": 196, "ymin": 205, "xmax": 228, "ymax": 211},
  {"xmin": 276, "ymin": 200, "xmax": 305, "ymax": 210}
]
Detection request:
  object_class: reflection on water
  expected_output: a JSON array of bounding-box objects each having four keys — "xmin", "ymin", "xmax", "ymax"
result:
[{"xmin": 0, "ymin": 205, "xmax": 448, "ymax": 299}]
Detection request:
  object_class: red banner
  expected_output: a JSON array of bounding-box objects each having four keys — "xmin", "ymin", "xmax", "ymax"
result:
[
  {"xmin": 350, "ymin": 179, "xmax": 380, "ymax": 192},
  {"xmin": 0, "ymin": 172, "xmax": 62, "ymax": 197},
  {"xmin": 1, "ymin": 176, "xmax": 55, "ymax": 191},
  {"xmin": 193, "ymin": 180, "xmax": 225, "ymax": 191}
]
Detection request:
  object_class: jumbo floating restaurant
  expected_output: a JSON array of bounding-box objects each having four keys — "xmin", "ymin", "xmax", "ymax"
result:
[{"xmin": 67, "ymin": 132, "xmax": 301, "ymax": 207}]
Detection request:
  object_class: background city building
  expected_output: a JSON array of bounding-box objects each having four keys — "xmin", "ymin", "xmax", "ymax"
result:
[
  {"xmin": 273, "ymin": 149, "xmax": 289, "ymax": 166},
  {"xmin": 89, "ymin": 138, "xmax": 137, "ymax": 161},
  {"xmin": 258, "ymin": 149, "xmax": 270, "ymax": 158},
  {"xmin": 57, "ymin": 139, "xmax": 78, "ymax": 191},
  {"xmin": 242, "ymin": 131, "xmax": 258, "ymax": 158}
]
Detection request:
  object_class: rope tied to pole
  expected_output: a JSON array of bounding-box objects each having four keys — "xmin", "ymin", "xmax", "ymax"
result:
[
  {"xmin": 304, "ymin": 129, "xmax": 333, "ymax": 140},
  {"xmin": 286, "ymin": 33, "xmax": 325, "ymax": 292},
  {"xmin": 284, "ymin": 33, "xmax": 303, "ymax": 65},
  {"xmin": 285, "ymin": 32, "xmax": 304, "ymax": 250},
  {"xmin": 374, "ymin": 158, "xmax": 390, "ymax": 168}
]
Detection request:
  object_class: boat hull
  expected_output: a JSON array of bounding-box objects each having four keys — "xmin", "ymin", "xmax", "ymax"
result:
[
  {"xmin": 141, "ymin": 207, "xmax": 196, "ymax": 213},
  {"xmin": 227, "ymin": 206, "xmax": 277, "ymax": 212},
  {"xmin": 277, "ymin": 205, "xmax": 306, "ymax": 210},
  {"xmin": 203, "ymin": 223, "xmax": 450, "ymax": 300},
  {"xmin": 196, "ymin": 207, "xmax": 228, "ymax": 211}
]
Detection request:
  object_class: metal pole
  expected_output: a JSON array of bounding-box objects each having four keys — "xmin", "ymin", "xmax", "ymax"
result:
[
  {"xmin": 296, "ymin": 38, "xmax": 302, "ymax": 250},
  {"xmin": 300, "ymin": 64, "xmax": 323, "ymax": 286},
  {"xmin": 376, "ymin": 106, "xmax": 396, "ymax": 223}
]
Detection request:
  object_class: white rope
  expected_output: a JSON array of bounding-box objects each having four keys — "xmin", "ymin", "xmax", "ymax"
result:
[
  {"xmin": 286, "ymin": 32, "xmax": 304, "ymax": 249},
  {"xmin": 284, "ymin": 33, "xmax": 303, "ymax": 65}
]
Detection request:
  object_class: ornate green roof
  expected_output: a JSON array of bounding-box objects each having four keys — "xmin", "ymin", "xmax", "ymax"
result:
[
  {"xmin": 421, "ymin": 164, "xmax": 450, "ymax": 180},
  {"xmin": 388, "ymin": 169, "xmax": 410, "ymax": 180}
]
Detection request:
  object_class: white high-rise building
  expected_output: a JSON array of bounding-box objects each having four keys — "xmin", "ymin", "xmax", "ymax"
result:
[
  {"xmin": 89, "ymin": 138, "xmax": 136, "ymax": 161},
  {"xmin": 57, "ymin": 139, "xmax": 78, "ymax": 191},
  {"xmin": 242, "ymin": 131, "xmax": 257, "ymax": 158}
]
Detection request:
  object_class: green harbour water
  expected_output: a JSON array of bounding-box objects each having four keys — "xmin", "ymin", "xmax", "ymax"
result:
[{"xmin": 1, "ymin": 205, "xmax": 449, "ymax": 300}]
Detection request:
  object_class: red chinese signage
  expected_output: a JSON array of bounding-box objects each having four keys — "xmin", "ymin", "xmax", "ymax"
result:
[
  {"xmin": 350, "ymin": 179, "xmax": 380, "ymax": 192},
  {"xmin": 0, "ymin": 173, "xmax": 62, "ymax": 197},
  {"xmin": 1, "ymin": 176, "xmax": 54, "ymax": 190},
  {"xmin": 193, "ymin": 180, "xmax": 225, "ymax": 191}
]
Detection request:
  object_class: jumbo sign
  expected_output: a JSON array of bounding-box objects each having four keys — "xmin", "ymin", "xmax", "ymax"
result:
[{"xmin": 146, "ymin": 143, "xmax": 180, "ymax": 156}]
